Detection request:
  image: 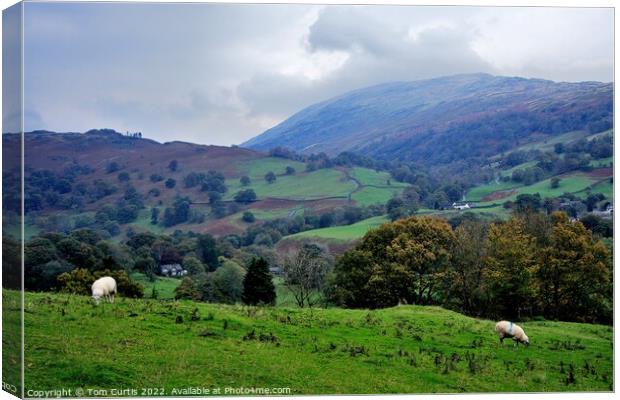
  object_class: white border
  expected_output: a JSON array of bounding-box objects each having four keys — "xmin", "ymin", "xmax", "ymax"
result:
[{"xmin": 0, "ymin": 1, "xmax": 616, "ymax": 400}]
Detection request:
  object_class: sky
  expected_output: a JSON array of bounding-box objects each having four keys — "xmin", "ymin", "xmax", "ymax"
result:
[{"xmin": 9, "ymin": 2, "xmax": 614, "ymax": 145}]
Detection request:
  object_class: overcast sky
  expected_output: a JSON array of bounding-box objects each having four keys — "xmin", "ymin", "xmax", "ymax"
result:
[{"xmin": 14, "ymin": 2, "xmax": 614, "ymax": 145}]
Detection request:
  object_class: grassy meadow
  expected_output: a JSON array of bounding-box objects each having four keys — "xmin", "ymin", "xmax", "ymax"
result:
[
  {"xmin": 286, "ymin": 215, "xmax": 389, "ymax": 241},
  {"xmin": 8, "ymin": 289, "xmax": 613, "ymax": 394},
  {"xmin": 130, "ymin": 273, "xmax": 181, "ymax": 300}
]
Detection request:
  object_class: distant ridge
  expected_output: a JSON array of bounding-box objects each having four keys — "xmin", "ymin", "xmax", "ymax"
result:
[{"xmin": 243, "ymin": 73, "xmax": 612, "ymax": 165}]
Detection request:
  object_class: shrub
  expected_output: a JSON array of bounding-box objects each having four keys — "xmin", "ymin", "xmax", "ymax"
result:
[
  {"xmin": 150, "ymin": 174, "xmax": 164, "ymax": 183},
  {"xmin": 264, "ymin": 171, "xmax": 276, "ymax": 184},
  {"xmin": 234, "ymin": 189, "xmax": 257, "ymax": 204},
  {"xmin": 242, "ymin": 211, "xmax": 256, "ymax": 223},
  {"xmin": 175, "ymin": 277, "xmax": 201, "ymax": 300},
  {"xmin": 118, "ymin": 172, "xmax": 130, "ymax": 182}
]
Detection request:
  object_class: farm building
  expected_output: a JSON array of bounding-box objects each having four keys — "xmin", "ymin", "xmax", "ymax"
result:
[
  {"xmin": 160, "ymin": 264, "xmax": 188, "ymax": 277},
  {"xmin": 452, "ymin": 202, "xmax": 471, "ymax": 211}
]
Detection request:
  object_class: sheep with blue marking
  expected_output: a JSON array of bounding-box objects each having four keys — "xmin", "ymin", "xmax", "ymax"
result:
[
  {"xmin": 495, "ymin": 320, "xmax": 529, "ymax": 346},
  {"xmin": 91, "ymin": 276, "xmax": 117, "ymax": 304}
]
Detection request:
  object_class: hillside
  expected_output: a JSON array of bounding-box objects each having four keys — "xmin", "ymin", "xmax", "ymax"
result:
[
  {"xmin": 3, "ymin": 130, "xmax": 407, "ymax": 239},
  {"xmin": 5, "ymin": 126, "xmax": 611, "ymax": 247},
  {"xmin": 243, "ymin": 74, "xmax": 612, "ymax": 164},
  {"xmin": 4, "ymin": 290, "xmax": 613, "ymax": 394}
]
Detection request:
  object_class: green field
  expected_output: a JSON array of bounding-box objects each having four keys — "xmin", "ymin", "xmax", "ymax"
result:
[
  {"xmin": 224, "ymin": 168, "xmax": 356, "ymax": 201},
  {"xmin": 222, "ymin": 162, "xmax": 408, "ymax": 207},
  {"xmin": 287, "ymin": 215, "xmax": 389, "ymax": 241},
  {"xmin": 131, "ymin": 208, "xmax": 166, "ymax": 234},
  {"xmin": 352, "ymin": 187, "xmax": 401, "ymax": 207},
  {"xmin": 466, "ymin": 180, "xmax": 521, "ymax": 202},
  {"xmin": 8, "ymin": 289, "xmax": 612, "ymax": 394},
  {"xmin": 501, "ymin": 174, "xmax": 599, "ymax": 202},
  {"xmin": 469, "ymin": 172, "xmax": 608, "ymax": 207},
  {"xmin": 130, "ymin": 273, "xmax": 181, "ymax": 300},
  {"xmin": 421, "ymin": 206, "xmax": 511, "ymax": 221},
  {"xmin": 495, "ymin": 130, "xmax": 589, "ymax": 157},
  {"xmin": 589, "ymin": 157, "xmax": 613, "ymax": 168},
  {"xmin": 587, "ymin": 179, "xmax": 613, "ymax": 200},
  {"xmin": 236, "ymin": 157, "xmax": 306, "ymax": 180},
  {"xmin": 501, "ymin": 161, "xmax": 538, "ymax": 176},
  {"xmin": 350, "ymin": 167, "xmax": 407, "ymax": 188}
]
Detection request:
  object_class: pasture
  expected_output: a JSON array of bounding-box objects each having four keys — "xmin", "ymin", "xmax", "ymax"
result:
[
  {"xmin": 130, "ymin": 273, "xmax": 180, "ymax": 300},
  {"xmin": 286, "ymin": 215, "xmax": 389, "ymax": 241},
  {"xmin": 469, "ymin": 172, "xmax": 609, "ymax": 207},
  {"xmin": 224, "ymin": 168, "xmax": 355, "ymax": 201},
  {"xmin": 9, "ymin": 289, "xmax": 613, "ymax": 394}
]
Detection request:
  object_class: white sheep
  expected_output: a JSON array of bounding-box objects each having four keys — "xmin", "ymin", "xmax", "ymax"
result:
[
  {"xmin": 495, "ymin": 320, "xmax": 530, "ymax": 346},
  {"xmin": 91, "ymin": 276, "xmax": 117, "ymax": 304}
]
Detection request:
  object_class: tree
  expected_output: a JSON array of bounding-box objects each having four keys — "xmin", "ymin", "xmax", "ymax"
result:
[
  {"xmin": 536, "ymin": 212, "xmax": 611, "ymax": 322},
  {"xmin": 70, "ymin": 228, "xmax": 102, "ymax": 245},
  {"xmin": 240, "ymin": 176, "xmax": 251, "ymax": 186},
  {"xmin": 330, "ymin": 249, "xmax": 376, "ymax": 308},
  {"xmin": 150, "ymin": 207, "xmax": 160, "ymax": 225},
  {"xmin": 281, "ymin": 244, "xmax": 329, "ymax": 308},
  {"xmin": 385, "ymin": 217, "xmax": 455, "ymax": 305},
  {"xmin": 126, "ymin": 232, "xmax": 157, "ymax": 250},
  {"xmin": 56, "ymin": 238, "xmax": 101, "ymax": 270},
  {"xmin": 175, "ymin": 277, "xmax": 201, "ymax": 300},
  {"xmin": 150, "ymin": 174, "xmax": 164, "ymax": 183},
  {"xmin": 197, "ymin": 234, "xmax": 219, "ymax": 271},
  {"xmin": 483, "ymin": 218, "xmax": 536, "ymax": 320},
  {"xmin": 172, "ymin": 196, "xmax": 191, "ymax": 225},
  {"xmin": 585, "ymin": 193, "xmax": 605, "ymax": 212},
  {"xmin": 550, "ymin": 177, "xmax": 561, "ymax": 189},
  {"xmin": 242, "ymin": 258, "xmax": 276, "ymax": 305},
  {"xmin": 165, "ymin": 178, "xmax": 176, "ymax": 189},
  {"xmin": 116, "ymin": 204, "xmax": 139, "ymax": 224},
  {"xmin": 402, "ymin": 186, "xmax": 421, "ymax": 211},
  {"xmin": 168, "ymin": 159, "xmax": 178, "ymax": 172},
  {"xmin": 264, "ymin": 171, "xmax": 276, "ymax": 184},
  {"xmin": 184, "ymin": 172, "xmax": 205, "ymax": 188},
  {"xmin": 285, "ymin": 166, "xmax": 296, "ymax": 175},
  {"xmin": 201, "ymin": 170, "xmax": 227, "ymax": 193},
  {"xmin": 386, "ymin": 197, "xmax": 409, "ymax": 221},
  {"xmin": 444, "ymin": 220, "xmax": 488, "ymax": 315},
  {"xmin": 513, "ymin": 193, "xmax": 542, "ymax": 213},
  {"xmin": 135, "ymin": 256, "xmax": 158, "ymax": 281},
  {"xmin": 106, "ymin": 161, "xmax": 120, "ymax": 174},
  {"xmin": 242, "ymin": 211, "xmax": 256, "ymax": 223},
  {"xmin": 201, "ymin": 260, "xmax": 246, "ymax": 304},
  {"xmin": 332, "ymin": 216, "xmax": 454, "ymax": 308},
  {"xmin": 118, "ymin": 172, "xmax": 130, "ymax": 182},
  {"xmin": 183, "ymin": 256, "xmax": 206, "ymax": 275},
  {"xmin": 579, "ymin": 214, "xmax": 613, "ymax": 238},
  {"xmin": 234, "ymin": 189, "xmax": 257, "ymax": 204}
]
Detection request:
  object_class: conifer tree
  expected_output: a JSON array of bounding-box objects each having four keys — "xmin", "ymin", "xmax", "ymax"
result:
[{"xmin": 242, "ymin": 258, "xmax": 276, "ymax": 305}]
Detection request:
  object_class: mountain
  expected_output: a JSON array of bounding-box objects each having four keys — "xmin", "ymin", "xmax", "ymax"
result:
[{"xmin": 243, "ymin": 73, "xmax": 613, "ymax": 164}]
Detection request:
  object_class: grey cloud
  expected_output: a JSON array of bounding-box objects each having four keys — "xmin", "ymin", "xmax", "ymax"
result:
[
  {"xmin": 18, "ymin": 3, "xmax": 613, "ymax": 145},
  {"xmin": 237, "ymin": 6, "xmax": 493, "ymax": 127}
]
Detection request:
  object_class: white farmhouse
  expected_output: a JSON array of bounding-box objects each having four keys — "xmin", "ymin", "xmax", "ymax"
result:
[{"xmin": 452, "ymin": 202, "xmax": 471, "ymax": 211}]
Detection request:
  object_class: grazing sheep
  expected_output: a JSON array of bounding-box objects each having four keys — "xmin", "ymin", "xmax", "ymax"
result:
[
  {"xmin": 92, "ymin": 276, "xmax": 117, "ymax": 304},
  {"xmin": 495, "ymin": 320, "xmax": 529, "ymax": 346}
]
